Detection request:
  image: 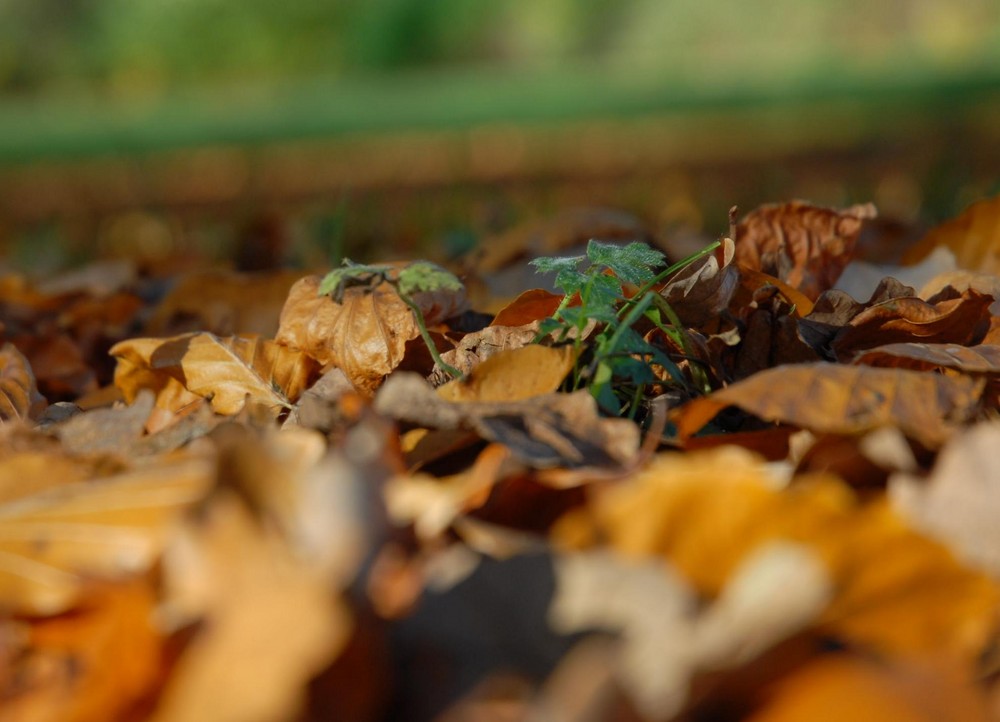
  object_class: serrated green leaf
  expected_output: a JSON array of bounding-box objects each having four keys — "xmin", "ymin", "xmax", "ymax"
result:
[
  {"xmin": 586, "ymin": 240, "xmax": 665, "ymax": 286},
  {"xmin": 396, "ymin": 261, "xmax": 463, "ymax": 297},
  {"xmin": 531, "ymin": 255, "xmax": 586, "ymax": 274},
  {"xmin": 317, "ymin": 260, "xmax": 390, "ymax": 300},
  {"xmin": 583, "ymin": 273, "xmax": 623, "ymax": 310}
]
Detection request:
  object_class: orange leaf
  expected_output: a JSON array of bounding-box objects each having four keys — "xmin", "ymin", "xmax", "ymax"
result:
[
  {"xmin": 673, "ymin": 363, "xmax": 983, "ymax": 449},
  {"xmin": 747, "ymin": 653, "xmax": 991, "ymax": 722},
  {"xmin": 1, "ymin": 579, "xmax": 164, "ymax": 722},
  {"xmin": 111, "ymin": 332, "xmax": 320, "ymax": 416},
  {"xmin": 903, "ymin": 193, "xmax": 1000, "ymax": 274},
  {"xmin": 490, "ymin": 289, "xmax": 564, "ymax": 327}
]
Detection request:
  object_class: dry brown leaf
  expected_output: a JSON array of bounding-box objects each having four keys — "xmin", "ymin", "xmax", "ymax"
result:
[
  {"xmin": 437, "ymin": 345, "xmax": 575, "ymax": 402},
  {"xmin": 52, "ymin": 390, "xmax": 154, "ymax": 456},
  {"xmin": 553, "ymin": 447, "xmax": 998, "ymax": 662},
  {"xmin": 0, "ymin": 343, "xmax": 46, "ymax": 422},
  {"xmin": 9, "ymin": 333, "xmax": 96, "ymax": 401},
  {"xmin": 903, "ymin": 193, "xmax": 1000, "ymax": 274},
  {"xmin": 111, "ymin": 332, "xmax": 320, "ymax": 416},
  {"xmin": 853, "ymin": 343, "xmax": 1000, "ymax": 373},
  {"xmin": 145, "ymin": 269, "xmax": 303, "ymax": 337},
  {"xmin": 150, "ymin": 493, "xmax": 352, "ymax": 722},
  {"xmin": 376, "ymin": 373, "xmax": 640, "ymax": 469},
  {"xmin": 662, "ymin": 237, "xmax": 739, "ymax": 326},
  {"xmin": 673, "ymin": 362, "xmax": 984, "ymax": 449},
  {"xmin": 275, "ymin": 274, "xmax": 467, "ymax": 394},
  {"xmin": 433, "ymin": 324, "xmax": 540, "ymax": 380},
  {"xmin": 831, "ymin": 290, "xmax": 993, "ymax": 362},
  {"xmin": 0, "ymin": 454, "xmax": 213, "ymax": 615},
  {"xmin": 734, "ymin": 201, "xmax": 877, "ymax": 300},
  {"xmin": 0, "ymin": 578, "xmax": 164, "ymax": 722}
]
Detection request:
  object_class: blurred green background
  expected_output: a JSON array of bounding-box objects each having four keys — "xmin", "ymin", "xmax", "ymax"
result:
[{"xmin": 1, "ymin": 0, "xmax": 1000, "ymax": 270}]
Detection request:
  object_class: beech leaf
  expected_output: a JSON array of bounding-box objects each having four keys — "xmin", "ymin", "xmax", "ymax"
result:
[{"xmin": 111, "ymin": 332, "xmax": 321, "ymax": 416}]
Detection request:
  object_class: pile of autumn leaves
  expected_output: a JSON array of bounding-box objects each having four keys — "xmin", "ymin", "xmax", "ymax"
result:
[{"xmin": 4, "ymin": 196, "xmax": 1000, "ymax": 720}]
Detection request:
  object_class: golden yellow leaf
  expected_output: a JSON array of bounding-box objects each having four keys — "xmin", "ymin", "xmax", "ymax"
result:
[
  {"xmin": 111, "ymin": 332, "xmax": 320, "ymax": 416},
  {"xmin": 0, "ymin": 455, "xmax": 213, "ymax": 615},
  {"xmin": 436, "ymin": 345, "xmax": 576, "ymax": 403},
  {"xmin": 150, "ymin": 493, "xmax": 352, "ymax": 722}
]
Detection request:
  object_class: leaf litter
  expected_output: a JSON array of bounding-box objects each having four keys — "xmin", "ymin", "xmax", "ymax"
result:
[{"xmin": 5, "ymin": 196, "xmax": 1000, "ymax": 720}]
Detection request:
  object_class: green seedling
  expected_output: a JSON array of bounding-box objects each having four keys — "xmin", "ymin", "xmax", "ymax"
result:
[{"xmin": 532, "ymin": 239, "xmax": 719, "ymax": 417}]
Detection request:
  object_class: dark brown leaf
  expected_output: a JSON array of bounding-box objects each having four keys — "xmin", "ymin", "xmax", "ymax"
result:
[{"xmin": 734, "ymin": 201, "xmax": 877, "ymax": 300}]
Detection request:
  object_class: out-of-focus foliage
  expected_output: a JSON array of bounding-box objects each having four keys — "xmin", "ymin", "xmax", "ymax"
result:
[{"xmin": 1, "ymin": 0, "xmax": 999, "ymax": 98}]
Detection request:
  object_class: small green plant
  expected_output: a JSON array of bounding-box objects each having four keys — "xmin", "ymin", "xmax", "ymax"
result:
[
  {"xmin": 318, "ymin": 259, "xmax": 465, "ymax": 379},
  {"xmin": 532, "ymin": 239, "xmax": 719, "ymax": 417}
]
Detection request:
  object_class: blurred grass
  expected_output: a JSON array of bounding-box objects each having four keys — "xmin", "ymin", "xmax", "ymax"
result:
[{"xmin": 1, "ymin": 59, "xmax": 999, "ymax": 163}]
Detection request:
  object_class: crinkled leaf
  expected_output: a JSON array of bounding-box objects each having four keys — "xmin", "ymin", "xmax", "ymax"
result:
[
  {"xmin": 276, "ymin": 275, "xmax": 467, "ymax": 394},
  {"xmin": 0, "ymin": 342, "xmax": 46, "ymax": 422}
]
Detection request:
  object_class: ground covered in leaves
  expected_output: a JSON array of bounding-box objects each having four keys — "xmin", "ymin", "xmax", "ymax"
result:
[{"xmin": 4, "ymin": 195, "xmax": 1000, "ymax": 721}]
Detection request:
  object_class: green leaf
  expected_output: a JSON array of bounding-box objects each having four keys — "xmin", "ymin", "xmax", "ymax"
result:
[
  {"xmin": 586, "ymin": 240, "xmax": 665, "ymax": 286},
  {"xmin": 396, "ymin": 261, "xmax": 463, "ymax": 297},
  {"xmin": 317, "ymin": 260, "xmax": 389, "ymax": 301}
]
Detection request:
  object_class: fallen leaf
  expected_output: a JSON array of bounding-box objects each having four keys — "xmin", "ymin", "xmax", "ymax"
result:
[
  {"xmin": 734, "ymin": 201, "xmax": 877, "ymax": 300},
  {"xmin": 145, "ymin": 269, "xmax": 303, "ymax": 337},
  {"xmin": 553, "ymin": 447, "xmax": 998, "ymax": 661},
  {"xmin": 853, "ymin": 343, "xmax": 1000, "ymax": 373},
  {"xmin": 0, "ymin": 342, "xmax": 46, "ymax": 422},
  {"xmin": 673, "ymin": 362, "xmax": 984, "ymax": 449},
  {"xmin": 490, "ymin": 289, "xmax": 565, "ymax": 327},
  {"xmin": 0, "ymin": 578, "xmax": 164, "ymax": 722},
  {"xmin": 111, "ymin": 332, "xmax": 321, "ymax": 416},
  {"xmin": 0, "ymin": 454, "xmax": 213, "ymax": 615},
  {"xmin": 150, "ymin": 493, "xmax": 352, "ymax": 722},
  {"xmin": 662, "ymin": 237, "xmax": 739, "ymax": 326},
  {"xmin": 275, "ymin": 273, "xmax": 467, "ymax": 394},
  {"xmin": 432, "ymin": 324, "xmax": 541, "ymax": 381},
  {"xmin": 831, "ymin": 289, "xmax": 992, "ymax": 362},
  {"xmin": 437, "ymin": 345, "xmax": 575, "ymax": 402},
  {"xmin": 902, "ymin": 193, "xmax": 1000, "ymax": 274},
  {"xmin": 51, "ymin": 390, "xmax": 154, "ymax": 456},
  {"xmin": 376, "ymin": 373, "xmax": 640, "ymax": 469},
  {"xmin": 549, "ymin": 543, "xmax": 831, "ymax": 720}
]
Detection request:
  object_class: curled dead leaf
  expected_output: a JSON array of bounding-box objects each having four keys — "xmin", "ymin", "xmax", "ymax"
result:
[
  {"xmin": 275, "ymin": 274, "xmax": 467, "ymax": 394},
  {"xmin": 0, "ymin": 343, "xmax": 46, "ymax": 422},
  {"xmin": 735, "ymin": 201, "xmax": 877, "ymax": 300}
]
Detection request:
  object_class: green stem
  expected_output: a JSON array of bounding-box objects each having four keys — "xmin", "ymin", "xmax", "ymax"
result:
[
  {"xmin": 399, "ymin": 292, "xmax": 463, "ymax": 380},
  {"xmin": 621, "ymin": 240, "xmax": 721, "ymax": 315}
]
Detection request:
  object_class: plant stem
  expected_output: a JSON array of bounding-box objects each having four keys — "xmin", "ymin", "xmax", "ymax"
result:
[{"xmin": 399, "ymin": 292, "xmax": 463, "ymax": 380}]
